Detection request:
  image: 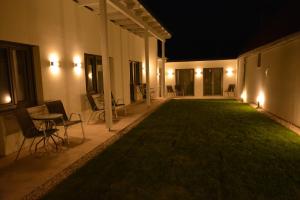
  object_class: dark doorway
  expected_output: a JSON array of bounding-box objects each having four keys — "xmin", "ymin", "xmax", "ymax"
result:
[
  {"xmin": 175, "ymin": 69, "xmax": 194, "ymax": 96},
  {"xmin": 203, "ymin": 68, "xmax": 223, "ymax": 96},
  {"xmin": 129, "ymin": 61, "xmax": 142, "ymax": 102}
]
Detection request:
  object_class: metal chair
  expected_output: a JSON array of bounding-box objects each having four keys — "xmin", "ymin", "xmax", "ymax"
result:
[
  {"xmin": 224, "ymin": 84, "xmax": 236, "ymax": 96},
  {"xmin": 175, "ymin": 84, "xmax": 184, "ymax": 96},
  {"xmin": 87, "ymin": 93, "xmax": 105, "ymax": 123},
  {"xmin": 45, "ymin": 100, "xmax": 85, "ymax": 143},
  {"xmin": 166, "ymin": 85, "xmax": 176, "ymax": 96},
  {"xmin": 111, "ymin": 93, "xmax": 126, "ymax": 118},
  {"xmin": 15, "ymin": 107, "xmax": 59, "ymax": 161}
]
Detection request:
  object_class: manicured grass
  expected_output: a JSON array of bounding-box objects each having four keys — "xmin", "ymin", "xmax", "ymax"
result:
[{"xmin": 43, "ymin": 100, "xmax": 300, "ymax": 200}]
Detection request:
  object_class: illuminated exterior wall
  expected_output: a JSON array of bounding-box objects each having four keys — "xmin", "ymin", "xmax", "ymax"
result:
[
  {"xmin": 166, "ymin": 60, "xmax": 237, "ymax": 97},
  {"xmin": 237, "ymin": 33, "xmax": 300, "ymax": 126},
  {"xmin": 0, "ymin": 0, "xmax": 158, "ymax": 155}
]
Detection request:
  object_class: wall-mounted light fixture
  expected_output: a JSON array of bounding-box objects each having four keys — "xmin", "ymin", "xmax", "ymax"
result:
[
  {"xmin": 3, "ymin": 94, "xmax": 11, "ymax": 104},
  {"xmin": 256, "ymin": 90, "xmax": 265, "ymax": 108},
  {"xmin": 88, "ymin": 72, "xmax": 93, "ymax": 80},
  {"xmin": 226, "ymin": 67, "xmax": 234, "ymax": 77},
  {"xmin": 195, "ymin": 68, "xmax": 202, "ymax": 78},
  {"xmin": 49, "ymin": 53, "xmax": 60, "ymax": 75},
  {"xmin": 73, "ymin": 56, "xmax": 82, "ymax": 76},
  {"xmin": 167, "ymin": 69, "xmax": 174, "ymax": 78}
]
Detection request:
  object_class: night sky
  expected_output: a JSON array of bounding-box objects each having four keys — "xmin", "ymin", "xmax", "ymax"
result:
[{"xmin": 139, "ymin": 0, "xmax": 300, "ymax": 61}]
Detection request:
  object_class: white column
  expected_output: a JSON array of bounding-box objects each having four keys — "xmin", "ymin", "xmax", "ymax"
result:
[
  {"xmin": 99, "ymin": 0, "xmax": 113, "ymax": 129},
  {"xmin": 161, "ymin": 41, "xmax": 166, "ymax": 97},
  {"xmin": 144, "ymin": 31, "xmax": 150, "ymax": 106}
]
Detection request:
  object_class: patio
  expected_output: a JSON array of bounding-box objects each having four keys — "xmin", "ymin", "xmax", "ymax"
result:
[{"xmin": 0, "ymin": 99, "xmax": 165, "ymax": 200}]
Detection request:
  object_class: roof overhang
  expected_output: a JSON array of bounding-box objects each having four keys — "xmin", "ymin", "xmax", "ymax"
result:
[{"xmin": 74, "ymin": 0, "xmax": 171, "ymax": 41}]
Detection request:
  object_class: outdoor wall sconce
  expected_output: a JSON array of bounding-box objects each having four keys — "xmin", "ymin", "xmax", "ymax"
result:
[
  {"xmin": 3, "ymin": 94, "xmax": 11, "ymax": 104},
  {"xmin": 168, "ymin": 69, "xmax": 174, "ymax": 78},
  {"xmin": 73, "ymin": 56, "xmax": 82, "ymax": 75},
  {"xmin": 195, "ymin": 68, "xmax": 202, "ymax": 78},
  {"xmin": 49, "ymin": 53, "xmax": 60, "ymax": 75},
  {"xmin": 256, "ymin": 91, "xmax": 265, "ymax": 108},
  {"xmin": 226, "ymin": 67, "xmax": 234, "ymax": 77}
]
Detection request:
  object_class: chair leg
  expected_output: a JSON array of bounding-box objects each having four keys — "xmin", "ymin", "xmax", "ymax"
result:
[
  {"xmin": 15, "ymin": 138, "xmax": 26, "ymax": 162},
  {"xmin": 35, "ymin": 137, "xmax": 45, "ymax": 152},
  {"xmin": 29, "ymin": 137, "xmax": 36, "ymax": 154},
  {"xmin": 64, "ymin": 126, "xmax": 69, "ymax": 145},
  {"xmin": 87, "ymin": 112, "xmax": 95, "ymax": 124},
  {"xmin": 50, "ymin": 135, "xmax": 58, "ymax": 151},
  {"xmin": 80, "ymin": 121, "xmax": 85, "ymax": 141}
]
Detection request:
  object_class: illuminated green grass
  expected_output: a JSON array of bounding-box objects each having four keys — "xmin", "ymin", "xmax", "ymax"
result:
[{"xmin": 44, "ymin": 100, "xmax": 300, "ymax": 200}]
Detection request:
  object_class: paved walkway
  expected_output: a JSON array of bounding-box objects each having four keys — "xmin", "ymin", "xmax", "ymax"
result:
[{"xmin": 0, "ymin": 99, "xmax": 165, "ymax": 200}]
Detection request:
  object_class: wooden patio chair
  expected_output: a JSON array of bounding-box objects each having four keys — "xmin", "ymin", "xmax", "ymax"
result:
[
  {"xmin": 45, "ymin": 100, "xmax": 85, "ymax": 144},
  {"xmin": 14, "ymin": 107, "xmax": 59, "ymax": 161}
]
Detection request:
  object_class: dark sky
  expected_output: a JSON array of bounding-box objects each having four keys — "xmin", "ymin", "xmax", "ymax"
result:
[{"xmin": 139, "ymin": 0, "xmax": 300, "ymax": 61}]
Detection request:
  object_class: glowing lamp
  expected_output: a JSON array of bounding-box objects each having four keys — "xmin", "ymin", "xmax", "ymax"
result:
[
  {"xmin": 195, "ymin": 68, "xmax": 202, "ymax": 78},
  {"xmin": 3, "ymin": 95, "xmax": 11, "ymax": 103},
  {"xmin": 49, "ymin": 53, "xmax": 60, "ymax": 75},
  {"xmin": 73, "ymin": 56, "xmax": 82, "ymax": 76},
  {"xmin": 88, "ymin": 72, "xmax": 93, "ymax": 79},
  {"xmin": 241, "ymin": 90, "xmax": 247, "ymax": 103},
  {"xmin": 256, "ymin": 91, "xmax": 265, "ymax": 108},
  {"xmin": 226, "ymin": 67, "xmax": 233, "ymax": 77},
  {"xmin": 167, "ymin": 69, "xmax": 174, "ymax": 78}
]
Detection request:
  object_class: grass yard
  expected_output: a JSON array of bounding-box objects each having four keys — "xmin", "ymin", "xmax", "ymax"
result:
[{"xmin": 43, "ymin": 100, "xmax": 300, "ymax": 200}]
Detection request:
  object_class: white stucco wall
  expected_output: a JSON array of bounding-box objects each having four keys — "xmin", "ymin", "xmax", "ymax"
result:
[
  {"xmin": 166, "ymin": 60, "xmax": 237, "ymax": 97},
  {"xmin": 0, "ymin": 0, "xmax": 158, "ymax": 155},
  {"xmin": 237, "ymin": 32, "xmax": 300, "ymax": 127}
]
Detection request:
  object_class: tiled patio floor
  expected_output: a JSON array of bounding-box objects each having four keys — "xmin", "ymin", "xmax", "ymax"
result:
[{"xmin": 0, "ymin": 99, "xmax": 165, "ymax": 200}]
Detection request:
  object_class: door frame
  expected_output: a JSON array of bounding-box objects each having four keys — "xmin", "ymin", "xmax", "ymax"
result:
[
  {"xmin": 175, "ymin": 68, "xmax": 195, "ymax": 96},
  {"xmin": 203, "ymin": 67, "xmax": 223, "ymax": 96}
]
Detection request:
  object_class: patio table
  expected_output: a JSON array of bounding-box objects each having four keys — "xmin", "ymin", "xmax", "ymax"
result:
[{"xmin": 31, "ymin": 113, "xmax": 65, "ymax": 143}]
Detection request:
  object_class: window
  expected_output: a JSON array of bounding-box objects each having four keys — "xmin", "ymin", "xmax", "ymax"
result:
[
  {"xmin": 84, "ymin": 54, "xmax": 102, "ymax": 94},
  {"xmin": 0, "ymin": 41, "xmax": 36, "ymax": 111}
]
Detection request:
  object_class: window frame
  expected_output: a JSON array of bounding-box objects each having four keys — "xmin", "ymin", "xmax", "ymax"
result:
[
  {"xmin": 0, "ymin": 41, "xmax": 37, "ymax": 112},
  {"xmin": 84, "ymin": 53, "xmax": 102, "ymax": 94}
]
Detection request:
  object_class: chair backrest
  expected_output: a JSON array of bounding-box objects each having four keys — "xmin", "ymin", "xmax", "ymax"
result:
[
  {"xmin": 166, "ymin": 85, "xmax": 174, "ymax": 92},
  {"xmin": 175, "ymin": 85, "xmax": 182, "ymax": 91},
  {"xmin": 45, "ymin": 100, "xmax": 68, "ymax": 121},
  {"xmin": 87, "ymin": 93, "xmax": 98, "ymax": 111},
  {"xmin": 15, "ymin": 108, "xmax": 37, "ymax": 138},
  {"xmin": 228, "ymin": 84, "xmax": 235, "ymax": 92}
]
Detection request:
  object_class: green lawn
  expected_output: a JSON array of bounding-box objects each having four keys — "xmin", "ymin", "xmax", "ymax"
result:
[{"xmin": 43, "ymin": 100, "xmax": 300, "ymax": 200}]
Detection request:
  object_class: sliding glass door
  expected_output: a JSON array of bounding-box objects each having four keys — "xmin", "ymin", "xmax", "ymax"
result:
[{"xmin": 203, "ymin": 68, "xmax": 223, "ymax": 96}]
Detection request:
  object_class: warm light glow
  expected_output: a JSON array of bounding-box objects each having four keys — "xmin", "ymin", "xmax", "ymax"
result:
[
  {"xmin": 226, "ymin": 67, "xmax": 233, "ymax": 77},
  {"xmin": 3, "ymin": 95, "xmax": 11, "ymax": 103},
  {"xmin": 167, "ymin": 69, "xmax": 174, "ymax": 78},
  {"xmin": 256, "ymin": 90, "xmax": 265, "ymax": 108},
  {"xmin": 241, "ymin": 90, "xmax": 247, "ymax": 102},
  {"xmin": 73, "ymin": 56, "xmax": 82, "ymax": 76},
  {"xmin": 49, "ymin": 53, "xmax": 60, "ymax": 75},
  {"xmin": 195, "ymin": 68, "xmax": 202, "ymax": 78},
  {"xmin": 88, "ymin": 72, "xmax": 93, "ymax": 79}
]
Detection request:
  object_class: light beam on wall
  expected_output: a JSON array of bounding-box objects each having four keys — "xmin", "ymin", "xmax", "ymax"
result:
[
  {"xmin": 73, "ymin": 55, "xmax": 82, "ymax": 76},
  {"xmin": 241, "ymin": 90, "xmax": 247, "ymax": 102},
  {"xmin": 256, "ymin": 90, "xmax": 265, "ymax": 108},
  {"xmin": 167, "ymin": 69, "xmax": 174, "ymax": 79},
  {"xmin": 195, "ymin": 68, "xmax": 202, "ymax": 78},
  {"xmin": 226, "ymin": 67, "xmax": 233, "ymax": 77},
  {"xmin": 49, "ymin": 53, "xmax": 60, "ymax": 75}
]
